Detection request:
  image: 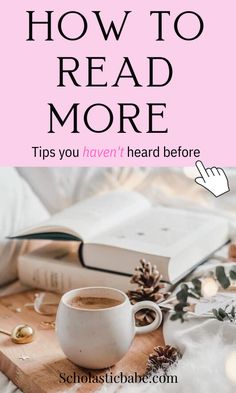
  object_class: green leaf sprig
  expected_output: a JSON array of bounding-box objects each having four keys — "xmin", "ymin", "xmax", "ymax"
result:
[
  {"xmin": 171, "ymin": 265, "xmax": 236, "ymax": 323},
  {"xmin": 212, "ymin": 305, "xmax": 236, "ymax": 322},
  {"xmin": 170, "ymin": 278, "xmax": 201, "ymax": 322}
]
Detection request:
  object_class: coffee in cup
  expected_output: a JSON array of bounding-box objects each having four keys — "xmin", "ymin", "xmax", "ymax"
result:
[{"xmin": 70, "ymin": 295, "xmax": 121, "ymax": 310}]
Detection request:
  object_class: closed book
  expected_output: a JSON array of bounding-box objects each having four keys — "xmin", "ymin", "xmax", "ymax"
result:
[{"xmin": 18, "ymin": 242, "xmax": 131, "ymax": 294}]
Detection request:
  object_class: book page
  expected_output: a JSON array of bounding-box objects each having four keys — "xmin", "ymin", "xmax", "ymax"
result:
[
  {"xmin": 90, "ymin": 206, "xmax": 217, "ymax": 255},
  {"xmin": 13, "ymin": 190, "xmax": 150, "ymax": 241}
]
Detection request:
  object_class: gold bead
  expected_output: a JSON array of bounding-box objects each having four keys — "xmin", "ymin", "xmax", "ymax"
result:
[{"xmin": 11, "ymin": 324, "xmax": 35, "ymax": 344}]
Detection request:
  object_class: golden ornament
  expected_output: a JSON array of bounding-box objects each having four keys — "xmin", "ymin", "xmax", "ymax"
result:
[{"xmin": 0, "ymin": 324, "xmax": 35, "ymax": 344}]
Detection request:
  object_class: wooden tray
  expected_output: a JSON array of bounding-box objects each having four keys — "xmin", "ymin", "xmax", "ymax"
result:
[{"xmin": 0, "ymin": 291, "xmax": 164, "ymax": 393}]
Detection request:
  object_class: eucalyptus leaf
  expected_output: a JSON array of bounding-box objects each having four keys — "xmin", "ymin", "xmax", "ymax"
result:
[
  {"xmin": 170, "ymin": 313, "xmax": 183, "ymax": 321},
  {"xmin": 212, "ymin": 308, "xmax": 224, "ymax": 321},
  {"xmin": 191, "ymin": 278, "xmax": 202, "ymax": 295},
  {"xmin": 230, "ymin": 270, "xmax": 236, "ymax": 280},
  {"xmin": 231, "ymin": 306, "xmax": 235, "ymax": 318},
  {"xmin": 174, "ymin": 302, "xmax": 187, "ymax": 312},
  {"xmin": 216, "ymin": 266, "xmax": 230, "ymax": 289},
  {"xmin": 176, "ymin": 288, "xmax": 188, "ymax": 303},
  {"xmin": 218, "ymin": 308, "xmax": 227, "ymax": 318},
  {"xmin": 192, "ymin": 278, "xmax": 201, "ymax": 289}
]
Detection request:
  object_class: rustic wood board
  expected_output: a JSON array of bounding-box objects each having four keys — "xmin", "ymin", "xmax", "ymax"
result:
[{"xmin": 0, "ymin": 291, "xmax": 164, "ymax": 393}]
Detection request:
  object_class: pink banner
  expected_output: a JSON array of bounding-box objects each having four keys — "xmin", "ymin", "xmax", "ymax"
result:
[{"xmin": 1, "ymin": 1, "xmax": 235, "ymax": 166}]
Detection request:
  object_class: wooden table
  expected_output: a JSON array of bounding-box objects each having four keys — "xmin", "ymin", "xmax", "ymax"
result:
[{"xmin": 0, "ymin": 291, "xmax": 164, "ymax": 393}]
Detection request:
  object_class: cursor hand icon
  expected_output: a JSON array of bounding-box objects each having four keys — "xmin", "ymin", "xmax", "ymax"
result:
[{"xmin": 195, "ymin": 161, "xmax": 230, "ymax": 197}]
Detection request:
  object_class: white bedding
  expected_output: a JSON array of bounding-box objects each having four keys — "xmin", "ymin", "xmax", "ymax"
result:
[
  {"xmin": 1, "ymin": 167, "xmax": 236, "ymax": 393},
  {"xmin": 0, "ymin": 168, "xmax": 49, "ymax": 287},
  {"xmin": 17, "ymin": 167, "xmax": 150, "ymax": 214},
  {"xmin": 0, "ymin": 372, "xmax": 21, "ymax": 393}
]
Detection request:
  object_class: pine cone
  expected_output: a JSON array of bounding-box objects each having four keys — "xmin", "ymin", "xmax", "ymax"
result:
[
  {"xmin": 145, "ymin": 345, "xmax": 182, "ymax": 375},
  {"xmin": 131, "ymin": 259, "xmax": 166, "ymax": 289},
  {"xmin": 128, "ymin": 287, "xmax": 169, "ymax": 304},
  {"xmin": 135, "ymin": 309, "xmax": 156, "ymax": 326},
  {"xmin": 128, "ymin": 288, "xmax": 170, "ymax": 326},
  {"xmin": 128, "ymin": 259, "xmax": 171, "ymax": 326}
]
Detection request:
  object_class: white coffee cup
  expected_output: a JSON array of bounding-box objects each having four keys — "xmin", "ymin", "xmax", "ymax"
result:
[{"xmin": 56, "ymin": 286, "xmax": 162, "ymax": 369}]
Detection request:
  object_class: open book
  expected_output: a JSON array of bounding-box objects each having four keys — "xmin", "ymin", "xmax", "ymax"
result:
[{"xmin": 10, "ymin": 190, "xmax": 229, "ymax": 283}]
